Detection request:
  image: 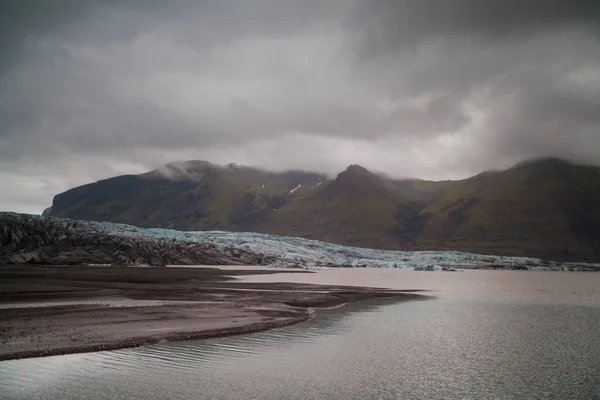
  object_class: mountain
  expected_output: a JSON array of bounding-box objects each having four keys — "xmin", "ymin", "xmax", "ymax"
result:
[
  {"xmin": 412, "ymin": 158, "xmax": 600, "ymax": 261},
  {"xmin": 47, "ymin": 157, "xmax": 600, "ymax": 261},
  {"xmin": 50, "ymin": 161, "xmax": 327, "ymax": 231},
  {"xmin": 258, "ymin": 165, "xmax": 424, "ymax": 249}
]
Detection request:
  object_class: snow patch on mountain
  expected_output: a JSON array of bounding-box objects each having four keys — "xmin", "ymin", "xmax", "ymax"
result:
[
  {"xmin": 309, "ymin": 181, "xmax": 325, "ymax": 190},
  {"xmin": 289, "ymin": 184, "xmax": 302, "ymax": 194}
]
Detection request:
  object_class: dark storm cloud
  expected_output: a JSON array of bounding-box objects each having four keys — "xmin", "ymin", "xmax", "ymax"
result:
[
  {"xmin": 0, "ymin": 1, "xmax": 87, "ymax": 66},
  {"xmin": 351, "ymin": 0, "xmax": 599, "ymax": 53},
  {"xmin": 0, "ymin": 0, "xmax": 599, "ymax": 212}
]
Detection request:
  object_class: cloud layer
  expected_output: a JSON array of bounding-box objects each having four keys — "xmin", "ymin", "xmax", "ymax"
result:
[{"xmin": 1, "ymin": 0, "xmax": 599, "ymax": 212}]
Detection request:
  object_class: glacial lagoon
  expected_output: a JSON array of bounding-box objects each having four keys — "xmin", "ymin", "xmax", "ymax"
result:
[{"xmin": 1, "ymin": 269, "xmax": 599, "ymax": 400}]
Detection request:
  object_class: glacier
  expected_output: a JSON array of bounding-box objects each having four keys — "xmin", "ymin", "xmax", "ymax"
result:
[
  {"xmin": 144, "ymin": 228, "xmax": 549, "ymax": 269},
  {"xmin": 1, "ymin": 212, "xmax": 598, "ymax": 271}
]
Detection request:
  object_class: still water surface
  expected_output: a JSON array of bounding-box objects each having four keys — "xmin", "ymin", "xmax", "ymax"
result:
[{"xmin": 1, "ymin": 270, "xmax": 599, "ymax": 399}]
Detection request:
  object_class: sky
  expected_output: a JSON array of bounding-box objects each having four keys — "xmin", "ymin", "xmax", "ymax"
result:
[{"xmin": 1, "ymin": 0, "xmax": 599, "ymax": 213}]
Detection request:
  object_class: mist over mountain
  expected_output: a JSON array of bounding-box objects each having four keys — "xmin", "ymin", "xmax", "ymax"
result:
[{"xmin": 46, "ymin": 157, "xmax": 600, "ymax": 262}]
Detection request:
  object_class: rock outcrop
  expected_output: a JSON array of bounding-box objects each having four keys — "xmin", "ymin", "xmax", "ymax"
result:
[{"xmin": 0, "ymin": 213, "xmax": 269, "ymax": 266}]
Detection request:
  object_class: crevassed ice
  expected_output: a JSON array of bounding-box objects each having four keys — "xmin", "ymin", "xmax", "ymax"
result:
[
  {"xmin": 9, "ymin": 213, "xmax": 569, "ymax": 269},
  {"xmin": 54, "ymin": 216, "xmax": 547, "ymax": 269}
]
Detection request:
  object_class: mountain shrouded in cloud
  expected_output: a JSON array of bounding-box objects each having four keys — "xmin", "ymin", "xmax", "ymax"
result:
[
  {"xmin": 46, "ymin": 158, "xmax": 600, "ymax": 261},
  {"xmin": 0, "ymin": 0, "xmax": 599, "ymax": 213}
]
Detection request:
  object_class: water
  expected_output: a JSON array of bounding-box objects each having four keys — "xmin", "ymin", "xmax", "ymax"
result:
[{"xmin": 1, "ymin": 270, "xmax": 599, "ymax": 399}]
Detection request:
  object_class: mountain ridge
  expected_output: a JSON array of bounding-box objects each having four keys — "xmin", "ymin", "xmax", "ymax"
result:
[{"xmin": 46, "ymin": 157, "xmax": 600, "ymax": 261}]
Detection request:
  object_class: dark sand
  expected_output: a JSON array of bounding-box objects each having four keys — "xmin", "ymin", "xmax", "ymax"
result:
[{"xmin": 0, "ymin": 265, "xmax": 425, "ymax": 360}]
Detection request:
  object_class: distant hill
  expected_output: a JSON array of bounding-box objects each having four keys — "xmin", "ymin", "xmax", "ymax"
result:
[{"xmin": 48, "ymin": 158, "xmax": 600, "ymax": 261}]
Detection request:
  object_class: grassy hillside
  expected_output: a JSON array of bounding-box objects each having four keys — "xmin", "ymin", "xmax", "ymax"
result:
[
  {"xmin": 259, "ymin": 165, "xmax": 424, "ymax": 249},
  {"xmin": 413, "ymin": 158, "xmax": 600, "ymax": 261},
  {"xmin": 49, "ymin": 158, "xmax": 600, "ymax": 261},
  {"xmin": 392, "ymin": 178, "xmax": 457, "ymax": 204},
  {"xmin": 51, "ymin": 161, "xmax": 326, "ymax": 231}
]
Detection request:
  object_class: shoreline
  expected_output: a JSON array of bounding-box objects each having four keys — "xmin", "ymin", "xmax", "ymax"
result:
[
  {"xmin": 0, "ymin": 265, "xmax": 426, "ymax": 361},
  {"xmin": 0, "ymin": 308, "xmax": 314, "ymax": 361}
]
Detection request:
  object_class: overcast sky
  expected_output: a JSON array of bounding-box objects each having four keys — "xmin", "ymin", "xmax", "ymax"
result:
[{"xmin": 1, "ymin": 0, "xmax": 599, "ymax": 213}]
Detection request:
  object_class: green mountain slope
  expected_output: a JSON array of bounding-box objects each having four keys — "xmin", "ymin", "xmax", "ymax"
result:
[
  {"xmin": 412, "ymin": 158, "xmax": 600, "ymax": 261},
  {"xmin": 258, "ymin": 165, "xmax": 424, "ymax": 249},
  {"xmin": 48, "ymin": 157, "xmax": 600, "ymax": 261},
  {"xmin": 50, "ymin": 161, "xmax": 326, "ymax": 231}
]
